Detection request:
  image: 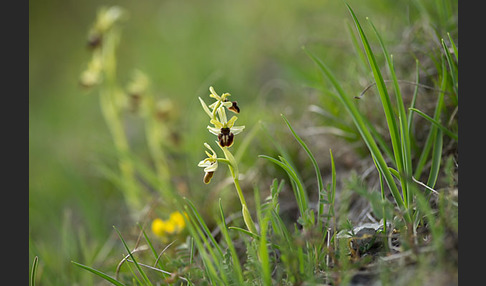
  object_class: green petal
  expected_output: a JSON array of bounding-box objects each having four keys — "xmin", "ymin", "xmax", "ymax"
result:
[
  {"xmin": 210, "ymin": 119, "xmax": 223, "ymax": 128},
  {"xmin": 226, "ymin": 116, "xmax": 238, "ymax": 128},
  {"xmin": 199, "ymin": 97, "xmax": 213, "ymax": 118}
]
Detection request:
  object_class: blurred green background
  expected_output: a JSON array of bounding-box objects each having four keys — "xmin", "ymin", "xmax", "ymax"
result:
[{"xmin": 29, "ymin": 0, "xmax": 456, "ymax": 284}]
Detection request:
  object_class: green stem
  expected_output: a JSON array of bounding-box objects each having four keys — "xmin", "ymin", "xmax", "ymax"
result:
[
  {"xmin": 144, "ymin": 96, "xmax": 171, "ymax": 185},
  {"xmin": 99, "ymin": 28, "xmax": 141, "ymax": 213},
  {"xmin": 232, "ymin": 174, "xmax": 247, "ymax": 209},
  {"xmin": 221, "ymin": 146, "xmax": 257, "ymax": 235}
]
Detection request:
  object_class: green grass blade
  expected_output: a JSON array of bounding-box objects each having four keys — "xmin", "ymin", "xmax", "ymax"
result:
[
  {"xmin": 367, "ymin": 17, "xmax": 413, "ymax": 208},
  {"xmin": 281, "ymin": 114, "xmax": 324, "ymax": 219},
  {"xmin": 137, "ymin": 223, "xmax": 165, "ymax": 271},
  {"xmin": 279, "ymin": 155, "xmax": 310, "ymax": 211},
  {"xmin": 409, "ymin": 108, "xmax": 457, "ymax": 140},
  {"xmin": 427, "ymin": 129, "xmax": 443, "ymax": 188},
  {"xmin": 218, "ymin": 200, "xmax": 244, "ymax": 285},
  {"xmin": 72, "ymin": 261, "xmax": 126, "ymax": 286},
  {"xmin": 259, "ymin": 155, "xmax": 308, "ymax": 218},
  {"xmin": 371, "ymin": 156, "xmax": 387, "ymax": 245},
  {"xmin": 407, "ymin": 59, "xmax": 420, "ymax": 139},
  {"xmin": 345, "ymin": 19, "xmax": 368, "ymax": 73},
  {"xmin": 30, "ymin": 256, "xmax": 39, "ymax": 286},
  {"xmin": 124, "ymin": 259, "xmax": 144, "ymax": 285},
  {"xmin": 270, "ymin": 211, "xmax": 292, "ymax": 249},
  {"xmin": 447, "ymin": 32, "xmax": 458, "ymax": 62},
  {"xmin": 228, "ymin": 226, "xmax": 261, "ymax": 240},
  {"xmin": 183, "ymin": 204, "xmax": 223, "ymax": 285},
  {"xmin": 259, "ymin": 212, "xmax": 272, "ymax": 286},
  {"xmin": 183, "ymin": 198, "xmax": 229, "ymax": 284},
  {"xmin": 183, "ymin": 198, "xmax": 224, "ymax": 257},
  {"xmin": 413, "ymin": 59, "xmax": 448, "ymax": 179},
  {"xmin": 113, "ymin": 226, "xmax": 153, "ymax": 286},
  {"xmin": 303, "ymin": 47, "xmax": 410, "ymax": 223},
  {"xmin": 441, "ymin": 38, "xmax": 458, "ymax": 96},
  {"xmin": 326, "ymin": 149, "xmax": 337, "ymax": 253},
  {"xmin": 329, "ymin": 149, "xmax": 336, "ymax": 218},
  {"xmin": 346, "ymin": 4, "xmax": 405, "ymax": 184},
  {"xmin": 362, "ymin": 114, "xmax": 396, "ymax": 165}
]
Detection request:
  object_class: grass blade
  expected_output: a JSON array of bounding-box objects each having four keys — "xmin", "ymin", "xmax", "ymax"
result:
[
  {"xmin": 409, "ymin": 108, "xmax": 457, "ymax": 140},
  {"xmin": 407, "ymin": 59, "xmax": 420, "ymax": 147},
  {"xmin": 228, "ymin": 226, "xmax": 261, "ymax": 240},
  {"xmin": 113, "ymin": 226, "xmax": 153, "ymax": 286},
  {"xmin": 72, "ymin": 261, "xmax": 126, "ymax": 286},
  {"xmin": 346, "ymin": 19, "xmax": 368, "ymax": 73},
  {"xmin": 413, "ymin": 59, "xmax": 448, "ymax": 179},
  {"xmin": 303, "ymin": 45, "xmax": 410, "ymax": 223},
  {"xmin": 427, "ymin": 129, "xmax": 443, "ymax": 188},
  {"xmin": 183, "ymin": 198, "xmax": 223, "ymax": 257},
  {"xmin": 367, "ymin": 18, "xmax": 413, "ymax": 208},
  {"xmin": 183, "ymin": 206, "xmax": 223, "ymax": 285},
  {"xmin": 281, "ymin": 114, "xmax": 324, "ymax": 219},
  {"xmin": 183, "ymin": 198, "xmax": 229, "ymax": 284},
  {"xmin": 447, "ymin": 32, "xmax": 458, "ymax": 62},
  {"xmin": 218, "ymin": 200, "xmax": 244, "ymax": 285},
  {"xmin": 30, "ymin": 256, "xmax": 39, "ymax": 286},
  {"xmin": 259, "ymin": 155, "xmax": 308, "ymax": 219},
  {"xmin": 441, "ymin": 38, "xmax": 458, "ymax": 96},
  {"xmin": 346, "ymin": 5, "xmax": 405, "ymax": 182},
  {"xmin": 136, "ymin": 223, "xmax": 166, "ymax": 271}
]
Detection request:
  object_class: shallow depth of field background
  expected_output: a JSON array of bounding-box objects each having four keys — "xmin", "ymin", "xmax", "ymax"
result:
[{"xmin": 29, "ymin": 0, "xmax": 457, "ymax": 284}]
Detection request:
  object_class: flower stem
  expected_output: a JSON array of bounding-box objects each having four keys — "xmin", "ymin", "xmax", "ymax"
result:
[
  {"xmin": 221, "ymin": 146, "xmax": 257, "ymax": 235},
  {"xmin": 98, "ymin": 28, "xmax": 141, "ymax": 215}
]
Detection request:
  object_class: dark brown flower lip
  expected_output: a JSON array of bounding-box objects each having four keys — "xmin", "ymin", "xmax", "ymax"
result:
[
  {"xmin": 218, "ymin": 127, "xmax": 234, "ymax": 147},
  {"xmin": 228, "ymin": 101, "xmax": 240, "ymax": 113},
  {"xmin": 203, "ymin": 171, "xmax": 214, "ymax": 184}
]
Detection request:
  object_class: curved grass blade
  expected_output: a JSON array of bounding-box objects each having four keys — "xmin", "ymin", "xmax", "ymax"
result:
[
  {"xmin": 407, "ymin": 59, "xmax": 420, "ymax": 144},
  {"xmin": 30, "ymin": 256, "xmax": 39, "ymax": 286},
  {"xmin": 427, "ymin": 129, "xmax": 443, "ymax": 188},
  {"xmin": 409, "ymin": 108, "xmax": 457, "ymax": 140},
  {"xmin": 258, "ymin": 155, "xmax": 308, "ymax": 218},
  {"xmin": 71, "ymin": 261, "xmax": 126, "ymax": 286},
  {"xmin": 346, "ymin": 19, "xmax": 368, "ymax": 73},
  {"xmin": 303, "ymin": 46, "xmax": 410, "ymax": 223},
  {"xmin": 183, "ymin": 197, "xmax": 223, "ymax": 257},
  {"xmin": 447, "ymin": 32, "xmax": 458, "ymax": 62},
  {"xmin": 367, "ymin": 17, "xmax": 413, "ymax": 208},
  {"xmin": 182, "ymin": 205, "xmax": 222, "ymax": 285},
  {"xmin": 136, "ymin": 223, "xmax": 166, "ymax": 271},
  {"xmin": 281, "ymin": 114, "xmax": 324, "ymax": 219},
  {"xmin": 258, "ymin": 210, "xmax": 272, "ymax": 286},
  {"xmin": 371, "ymin": 156, "xmax": 388, "ymax": 248},
  {"xmin": 113, "ymin": 226, "xmax": 153, "ymax": 286},
  {"xmin": 346, "ymin": 5, "xmax": 405, "ymax": 182},
  {"xmin": 413, "ymin": 60, "xmax": 448, "ymax": 179},
  {"xmin": 218, "ymin": 200, "xmax": 244, "ymax": 285},
  {"xmin": 441, "ymin": 38, "xmax": 458, "ymax": 96},
  {"xmin": 228, "ymin": 226, "xmax": 261, "ymax": 240}
]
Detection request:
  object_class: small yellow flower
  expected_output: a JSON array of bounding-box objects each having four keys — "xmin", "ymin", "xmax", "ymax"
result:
[
  {"xmin": 151, "ymin": 211, "xmax": 187, "ymax": 239},
  {"xmin": 151, "ymin": 218, "xmax": 168, "ymax": 237},
  {"xmin": 169, "ymin": 211, "xmax": 186, "ymax": 232}
]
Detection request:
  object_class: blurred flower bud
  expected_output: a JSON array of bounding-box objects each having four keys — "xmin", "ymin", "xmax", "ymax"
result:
[
  {"xmin": 86, "ymin": 6, "xmax": 127, "ymax": 50},
  {"xmin": 126, "ymin": 70, "xmax": 149, "ymax": 113},
  {"xmin": 79, "ymin": 54, "xmax": 102, "ymax": 88}
]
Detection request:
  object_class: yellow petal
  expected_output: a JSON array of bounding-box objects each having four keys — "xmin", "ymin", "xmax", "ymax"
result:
[{"xmin": 151, "ymin": 218, "xmax": 167, "ymax": 236}]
